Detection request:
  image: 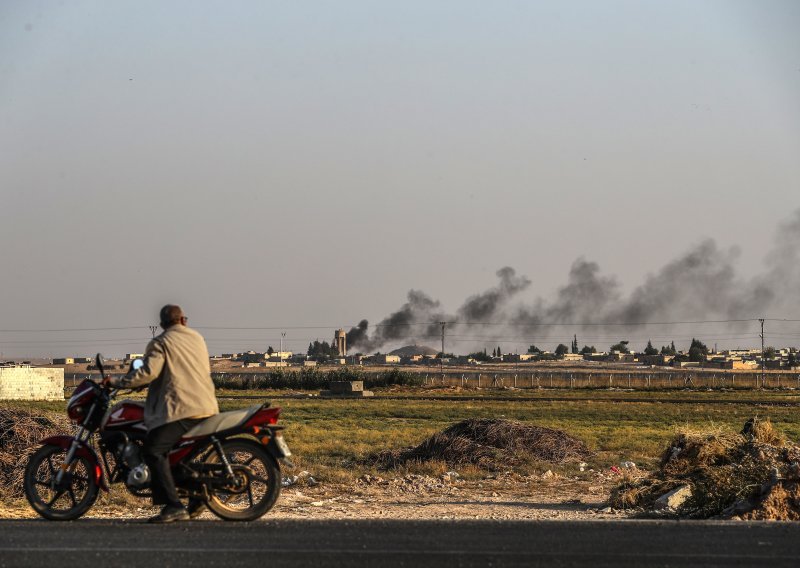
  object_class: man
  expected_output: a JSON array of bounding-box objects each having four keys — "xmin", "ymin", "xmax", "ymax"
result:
[{"xmin": 107, "ymin": 304, "xmax": 219, "ymax": 523}]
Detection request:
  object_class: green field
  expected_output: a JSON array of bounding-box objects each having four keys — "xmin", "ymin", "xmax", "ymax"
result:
[{"xmin": 7, "ymin": 388, "xmax": 800, "ymax": 482}]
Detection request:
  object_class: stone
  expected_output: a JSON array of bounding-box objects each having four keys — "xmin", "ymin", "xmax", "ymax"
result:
[
  {"xmin": 654, "ymin": 485, "xmax": 692, "ymax": 511},
  {"xmin": 319, "ymin": 381, "xmax": 374, "ymax": 397},
  {"xmin": 330, "ymin": 381, "xmax": 363, "ymax": 393},
  {"xmin": 541, "ymin": 470, "xmax": 555, "ymax": 479}
]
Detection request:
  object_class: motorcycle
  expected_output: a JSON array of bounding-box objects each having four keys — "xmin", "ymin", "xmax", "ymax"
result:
[{"xmin": 23, "ymin": 354, "xmax": 292, "ymax": 521}]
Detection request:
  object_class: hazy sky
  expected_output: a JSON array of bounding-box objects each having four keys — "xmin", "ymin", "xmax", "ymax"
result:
[{"xmin": 1, "ymin": 1, "xmax": 798, "ymax": 357}]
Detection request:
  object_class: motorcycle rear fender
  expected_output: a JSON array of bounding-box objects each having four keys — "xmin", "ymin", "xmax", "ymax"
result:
[
  {"xmin": 40, "ymin": 435, "xmax": 109, "ymax": 492},
  {"xmin": 265, "ymin": 432, "xmax": 293, "ymax": 468}
]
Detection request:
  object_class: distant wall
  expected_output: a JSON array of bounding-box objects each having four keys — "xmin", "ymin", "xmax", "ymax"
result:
[{"xmin": 0, "ymin": 367, "xmax": 64, "ymax": 400}]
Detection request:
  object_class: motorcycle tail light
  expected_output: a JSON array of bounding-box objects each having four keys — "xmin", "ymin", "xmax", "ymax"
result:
[{"xmin": 243, "ymin": 407, "xmax": 281, "ymax": 429}]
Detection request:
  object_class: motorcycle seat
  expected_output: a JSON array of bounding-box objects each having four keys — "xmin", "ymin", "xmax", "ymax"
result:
[{"xmin": 183, "ymin": 405, "xmax": 262, "ymax": 438}]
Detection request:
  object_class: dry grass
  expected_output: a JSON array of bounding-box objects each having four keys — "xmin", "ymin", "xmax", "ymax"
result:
[
  {"xmin": 0, "ymin": 408, "xmax": 69, "ymax": 499},
  {"xmin": 371, "ymin": 418, "xmax": 592, "ymax": 471},
  {"xmin": 610, "ymin": 418, "xmax": 800, "ymax": 519}
]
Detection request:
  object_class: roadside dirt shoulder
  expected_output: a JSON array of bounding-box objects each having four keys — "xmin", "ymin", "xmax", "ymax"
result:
[{"xmin": 1, "ymin": 475, "xmax": 630, "ymax": 522}]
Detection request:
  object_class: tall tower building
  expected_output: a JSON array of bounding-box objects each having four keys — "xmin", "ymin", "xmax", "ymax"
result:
[{"xmin": 334, "ymin": 329, "xmax": 347, "ymax": 357}]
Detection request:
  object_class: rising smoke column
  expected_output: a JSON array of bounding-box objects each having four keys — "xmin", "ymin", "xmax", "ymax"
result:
[
  {"xmin": 348, "ymin": 209, "xmax": 800, "ymax": 353},
  {"xmin": 457, "ymin": 267, "xmax": 531, "ymax": 321}
]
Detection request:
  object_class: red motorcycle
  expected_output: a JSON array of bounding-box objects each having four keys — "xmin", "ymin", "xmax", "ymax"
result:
[{"xmin": 23, "ymin": 354, "xmax": 292, "ymax": 521}]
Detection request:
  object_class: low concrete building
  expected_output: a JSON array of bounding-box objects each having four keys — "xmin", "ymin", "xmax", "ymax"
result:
[
  {"xmin": 0, "ymin": 366, "xmax": 64, "ymax": 400},
  {"xmin": 640, "ymin": 354, "xmax": 675, "ymax": 366},
  {"xmin": 371, "ymin": 354, "xmax": 400, "ymax": 364},
  {"xmin": 52, "ymin": 358, "xmax": 75, "ymax": 365},
  {"xmin": 504, "ymin": 354, "xmax": 535, "ymax": 362},
  {"xmin": 561, "ymin": 353, "xmax": 584, "ymax": 362}
]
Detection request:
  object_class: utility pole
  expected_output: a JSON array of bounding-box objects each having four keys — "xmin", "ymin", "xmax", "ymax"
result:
[
  {"xmin": 149, "ymin": 325, "xmax": 158, "ymax": 339},
  {"xmin": 440, "ymin": 321, "xmax": 446, "ymax": 379},
  {"xmin": 759, "ymin": 318, "xmax": 765, "ymax": 388},
  {"xmin": 280, "ymin": 332, "xmax": 286, "ymax": 366}
]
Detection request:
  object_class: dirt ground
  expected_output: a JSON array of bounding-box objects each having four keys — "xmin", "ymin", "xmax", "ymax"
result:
[{"xmin": 0, "ymin": 473, "xmax": 629, "ymax": 522}]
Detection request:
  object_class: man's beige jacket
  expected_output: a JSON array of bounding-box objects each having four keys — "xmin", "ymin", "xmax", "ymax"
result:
[{"xmin": 115, "ymin": 325, "xmax": 219, "ymax": 430}]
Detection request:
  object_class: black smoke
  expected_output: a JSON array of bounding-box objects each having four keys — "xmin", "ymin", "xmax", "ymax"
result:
[{"xmin": 347, "ymin": 210, "xmax": 800, "ymax": 353}]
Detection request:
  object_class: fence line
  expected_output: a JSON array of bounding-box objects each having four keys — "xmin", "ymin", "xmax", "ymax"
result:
[{"xmin": 65, "ymin": 369, "xmax": 800, "ymax": 390}]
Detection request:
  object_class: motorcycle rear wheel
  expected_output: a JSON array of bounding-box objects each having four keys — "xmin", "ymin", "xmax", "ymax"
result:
[
  {"xmin": 203, "ymin": 439, "xmax": 280, "ymax": 522},
  {"xmin": 24, "ymin": 445, "xmax": 99, "ymax": 521}
]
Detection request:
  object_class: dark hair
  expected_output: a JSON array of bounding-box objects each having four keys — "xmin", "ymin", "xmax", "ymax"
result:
[{"xmin": 160, "ymin": 304, "xmax": 184, "ymax": 328}]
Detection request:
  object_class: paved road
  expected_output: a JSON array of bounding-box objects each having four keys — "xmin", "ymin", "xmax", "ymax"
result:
[{"xmin": 1, "ymin": 519, "xmax": 798, "ymax": 567}]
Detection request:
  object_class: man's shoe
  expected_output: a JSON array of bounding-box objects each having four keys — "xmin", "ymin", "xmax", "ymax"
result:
[
  {"xmin": 187, "ymin": 500, "xmax": 207, "ymax": 519},
  {"xmin": 148, "ymin": 505, "xmax": 189, "ymax": 524}
]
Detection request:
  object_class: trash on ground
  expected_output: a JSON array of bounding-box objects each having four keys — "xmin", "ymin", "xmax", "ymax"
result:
[{"xmin": 609, "ymin": 418, "xmax": 800, "ymax": 520}]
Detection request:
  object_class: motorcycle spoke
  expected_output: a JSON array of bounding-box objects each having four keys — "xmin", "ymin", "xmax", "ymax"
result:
[
  {"xmin": 34, "ymin": 478, "xmax": 53, "ymax": 487},
  {"xmin": 67, "ymin": 488, "xmax": 78, "ymax": 507},
  {"xmin": 46, "ymin": 455, "xmax": 57, "ymax": 476},
  {"xmin": 246, "ymin": 485, "xmax": 254, "ymax": 507},
  {"xmin": 250, "ymin": 475, "xmax": 269, "ymax": 485},
  {"xmin": 46, "ymin": 490, "xmax": 65, "ymax": 507}
]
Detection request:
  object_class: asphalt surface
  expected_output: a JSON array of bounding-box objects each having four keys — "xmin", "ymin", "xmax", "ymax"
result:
[{"xmin": 1, "ymin": 519, "xmax": 799, "ymax": 567}]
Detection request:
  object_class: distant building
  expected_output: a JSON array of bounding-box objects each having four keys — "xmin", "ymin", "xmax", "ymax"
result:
[
  {"xmin": 268, "ymin": 351, "xmax": 292, "ymax": 361},
  {"xmin": 371, "ymin": 354, "xmax": 400, "ymax": 365},
  {"xmin": 346, "ymin": 355, "xmax": 365, "ymax": 365},
  {"xmin": 560, "ymin": 353, "xmax": 584, "ymax": 362},
  {"xmin": 334, "ymin": 329, "xmax": 347, "ymax": 357},
  {"xmin": 640, "ymin": 354, "xmax": 674, "ymax": 366},
  {"xmin": 52, "ymin": 358, "xmax": 74, "ymax": 365},
  {"xmin": 74, "ymin": 357, "xmax": 93, "ymax": 364},
  {"xmin": 504, "ymin": 354, "xmax": 536, "ymax": 362},
  {"xmin": 124, "ymin": 353, "xmax": 144, "ymax": 361}
]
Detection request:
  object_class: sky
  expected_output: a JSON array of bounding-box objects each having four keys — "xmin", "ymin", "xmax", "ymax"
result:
[{"xmin": 1, "ymin": 1, "xmax": 798, "ymax": 358}]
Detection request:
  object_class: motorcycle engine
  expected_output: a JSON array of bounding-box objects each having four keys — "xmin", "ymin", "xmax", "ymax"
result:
[{"xmin": 120, "ymin": 441, "xmax": 150, "ymax": 489}]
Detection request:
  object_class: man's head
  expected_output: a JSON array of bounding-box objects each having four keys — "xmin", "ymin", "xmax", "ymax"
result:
[{"xmin": 159, "ymin": 304, "xmax": 187, "ymax": 330}]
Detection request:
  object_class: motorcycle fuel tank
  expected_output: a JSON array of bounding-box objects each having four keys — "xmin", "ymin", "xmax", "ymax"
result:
[{"xmin": 102, "ymin": 401, "xmax": 146, "ymax": 431}]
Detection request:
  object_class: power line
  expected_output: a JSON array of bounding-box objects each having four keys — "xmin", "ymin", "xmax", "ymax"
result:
[{"xmin": 0, "ymin": 318, "xmax": 786, "ymax": 334}]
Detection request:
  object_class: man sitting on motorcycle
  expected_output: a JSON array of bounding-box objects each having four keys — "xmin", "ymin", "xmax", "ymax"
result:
[{"xmin": 106, "ymin": 304, "xmax": 219, "ymax": 523}]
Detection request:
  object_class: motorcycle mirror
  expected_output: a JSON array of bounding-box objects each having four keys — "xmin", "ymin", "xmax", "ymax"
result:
[
  {"xmin": 131, "ymin": 358, "xmax": 144, "ymax": 372},
  {"xmin": 95, "ymin": 353, "xmax": 106, "ymax": 378}
]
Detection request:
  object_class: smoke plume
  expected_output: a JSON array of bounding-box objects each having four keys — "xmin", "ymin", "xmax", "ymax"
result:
[{"xmin": 347, "ymin": 210, "xmax": 800, "ymax": 353}]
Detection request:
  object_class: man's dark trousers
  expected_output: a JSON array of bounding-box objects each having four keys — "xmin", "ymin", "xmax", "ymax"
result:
[{"xmin": 144, "ymin": 418, "xmax": 204, "ymax": 508}]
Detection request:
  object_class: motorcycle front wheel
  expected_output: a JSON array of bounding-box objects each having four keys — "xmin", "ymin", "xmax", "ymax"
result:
[
  {"xmin": 24, "ymin": 445, "xmax": 99, "ymax": 521},
  {"xmin": 203, "ymin": 439, "xmax": 281, "ymax": 522}
]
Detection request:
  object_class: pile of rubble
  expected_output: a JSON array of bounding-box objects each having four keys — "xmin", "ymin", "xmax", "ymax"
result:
[
  {"xmin": 372, "ymin": 418, "xmax": 592, "ymax": 470},
  {"xmin": 610, "ymin": 418, "xmax": 800, "ymax": 519},
  {"xmin": 0, "ymin": 408, "xmax": 66, "ymax": 499}
]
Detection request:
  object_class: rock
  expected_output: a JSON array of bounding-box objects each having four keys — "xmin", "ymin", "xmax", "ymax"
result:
[
  {"xmin": 654, "ymin": 485, "xmax": 692, "ymax": 511},
  {"xmin": 310, "ymin": 501, "xmax": 325, "ymax": 507},
  {"xmin": 579, "ymin": 462, "xmax": 588, "ymax": 472},
  {"xmin": 620, "ymin": 461, "xmax": 637, "ymax": 470},
  {"xmin": 542, "ymin": 470, "xmax": 555, "ymax": 479},
  {"xmin": 599, "ymin": 506, "xmax": 613, "ymax": 514}
]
